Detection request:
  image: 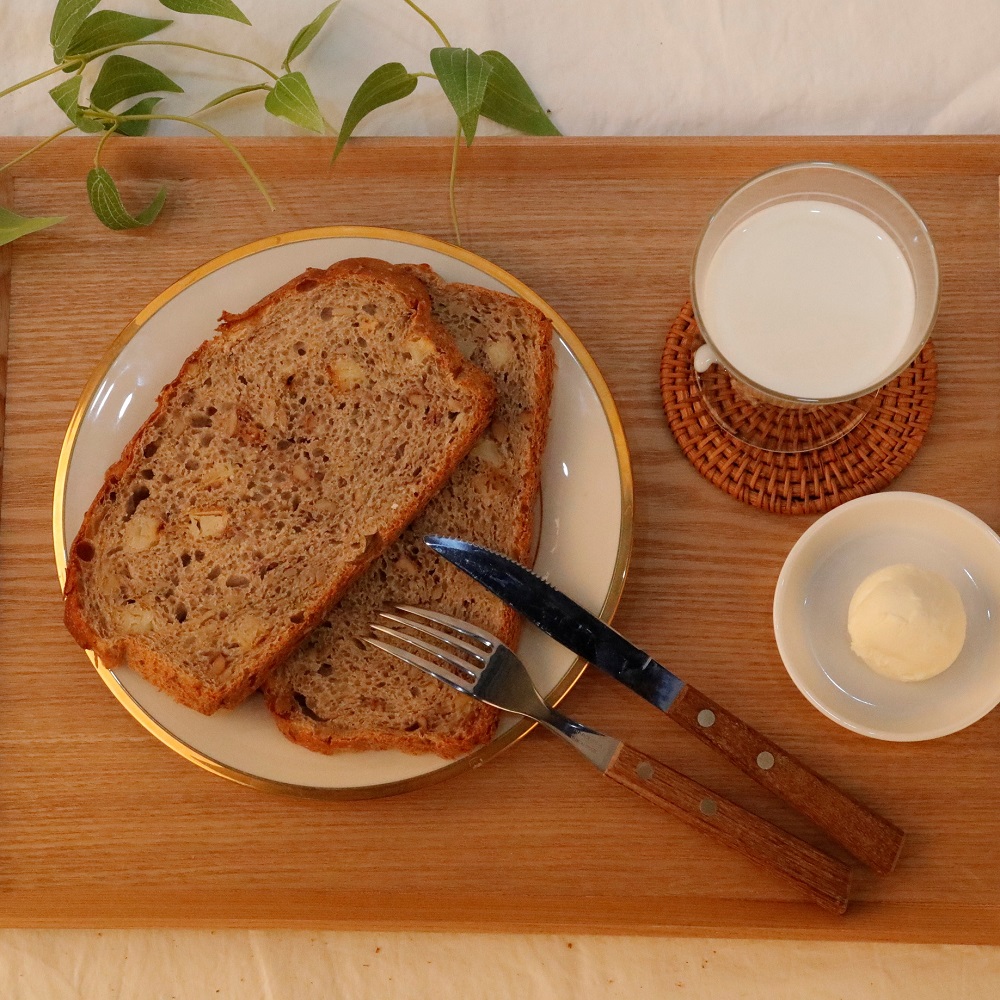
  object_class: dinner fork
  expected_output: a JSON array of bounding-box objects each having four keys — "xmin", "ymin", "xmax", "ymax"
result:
[{"xmin": 368, "ymin": 606, "xmax": 852, "ymax": 914}]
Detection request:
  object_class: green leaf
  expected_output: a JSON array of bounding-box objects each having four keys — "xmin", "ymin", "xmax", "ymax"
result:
[
  {"xmin": 89, "ymin": 55, "xmax": 182, "ymax": 111},
  {"xmin": 263, "ymin": 72, "xmax": 325, "ymax": 134},
  {"xmin": 283, "ymin": 1, "xmax": 340, "ymax": 71},
  {"xmin": 196, "ymin": 83, "xmax": 270, "ymax": 114},
  {"xmin": 157, "ymin": 0, "xmax": 250, "ymax": 25},
  {"xmin": 480, "ymin": 51, "xmax": 560, "ymax": 136},
  {"xmin": 86, "ymin": 166, "xmax": 166, "ymax": 230},
  {"xmin": 51, "ymin": 0, "xmax": 102, "ymax": 62},
  {"xmin": 429, "ymin": 47, "xmax": 492, "ymax": 146},
  {"xmin": 333, "ymin": 62, "xmax": 418, "ymax": 160},
  {"xmin": 0, "ymin": 206, "xmax": 65, "ymax": 247},
  {"xmin": 49, "ymin": 76, "xmax": 104, "ymax": 132},
  {"xmin": 66, "ymin": 12, "xmax": 173, "ymax": 57},
  {"xmin": 113, "ymin": 96, "xmax": 163, "ymax": 136}
]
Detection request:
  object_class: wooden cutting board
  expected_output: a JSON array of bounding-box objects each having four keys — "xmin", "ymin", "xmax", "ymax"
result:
[{"xmin": 2, "ymin": 135, "xmax": 999, "ymax": 941}]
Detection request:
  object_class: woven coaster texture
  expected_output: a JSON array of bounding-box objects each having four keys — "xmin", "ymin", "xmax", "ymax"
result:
[{"xmin": 660, "ymin": 303, "xmax": 937, "ymax": 515}]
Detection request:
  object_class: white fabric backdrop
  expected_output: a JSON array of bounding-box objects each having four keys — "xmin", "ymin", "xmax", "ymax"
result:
[
  {"xmin": 3, "ymin": 1, "xmax": 1000, "ymax": 996},
  {"xmin": 5, "ymin": 0, "xmax": 1000, "ymax": 139}
]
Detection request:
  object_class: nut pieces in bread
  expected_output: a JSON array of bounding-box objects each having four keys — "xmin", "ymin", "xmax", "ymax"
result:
[
  {"xmin": 63, "ymin": 258, "xmax": 496, "ymax": 715},
  {"xmin": 263, "ymin": 263, "xmax": 554, "ymax": 757}
]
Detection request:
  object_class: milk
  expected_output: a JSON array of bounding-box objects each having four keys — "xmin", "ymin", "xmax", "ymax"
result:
[{"xmin": 696, "ymin": 199, "xmax": 916, "ymax": 400}]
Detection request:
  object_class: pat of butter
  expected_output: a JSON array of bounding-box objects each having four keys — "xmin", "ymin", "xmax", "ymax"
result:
[{"xmin": 847, "ymin": 563, "xmax": 966, "ymax": 682}]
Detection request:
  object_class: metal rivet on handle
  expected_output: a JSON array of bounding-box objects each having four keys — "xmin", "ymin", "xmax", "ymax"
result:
[
  {"xmin": 699, "ymin": 798, "xmax": 718, "ymax": 816},
  {"xmin": 756, "ymin": 751, "xmax": 775, "ymax": 771},
  {"xmin": 697, "ymin": 709, "xmax": 716, "ymax": 728},
  {"xmin": 636, "ymin": 761, "xmax": 655, "ymax": 781}
]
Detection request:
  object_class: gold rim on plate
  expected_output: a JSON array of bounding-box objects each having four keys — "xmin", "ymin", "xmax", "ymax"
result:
[{"xmin": 52, "ymin": 226, "xmax": 634, "ymax": 799}]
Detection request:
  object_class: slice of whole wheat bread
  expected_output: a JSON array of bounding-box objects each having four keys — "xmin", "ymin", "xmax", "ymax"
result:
[
  {"xmin": 63, "ymin": 258, "xmax": 496, "ymax": 714},
  {"xmin": 262, "ymin": 263, "xmax": 554, "ymax": 757}
]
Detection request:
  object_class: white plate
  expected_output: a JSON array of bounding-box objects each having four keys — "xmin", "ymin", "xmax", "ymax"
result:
[
  {"xmin": 773, "ymin": 491, "xmax": 1000, "ymax": 741},
  {"xmin": 53, "ymin": 227, "xmax": 633, "ymax": 796}
]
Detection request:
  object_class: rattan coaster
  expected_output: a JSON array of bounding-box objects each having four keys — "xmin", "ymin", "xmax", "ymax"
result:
[{"xmin": 660, "ymin": 302, "xmax": 937, "ymax": 515}]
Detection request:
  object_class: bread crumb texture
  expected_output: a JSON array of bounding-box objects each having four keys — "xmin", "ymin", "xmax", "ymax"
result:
[
  {"xmin": 63, "ymin": 258, "xmax": 496, "ymax": 714},
  {"xmin": 263, "ymin": 263, "xmax": 555, "ymax": 758}
]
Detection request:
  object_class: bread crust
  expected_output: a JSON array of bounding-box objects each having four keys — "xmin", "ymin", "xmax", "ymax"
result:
[{"xmin": 63, "ymin": 258, "xmax": 496, "ymax": 714}]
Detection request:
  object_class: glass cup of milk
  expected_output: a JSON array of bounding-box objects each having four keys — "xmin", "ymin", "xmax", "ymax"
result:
[{"xmin": 691, "ymin": 162, "xmax": 939, "ymax": 452}]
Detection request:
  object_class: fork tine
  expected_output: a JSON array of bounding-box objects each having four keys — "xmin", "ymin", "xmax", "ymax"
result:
[
  {"xmin": 365, "ymin": 636, "xmax": 475, "ymax": 696},
  {"xmin": 394, "ymin": 605, "xmax": 500, "ymax": 649},
  {"xmin": 370, "ymin": 624, "xmax": 481, "ymax": 682},
  {"xmin": 379, "ymin": 610, "xmax": 488, "ymax": 662}
]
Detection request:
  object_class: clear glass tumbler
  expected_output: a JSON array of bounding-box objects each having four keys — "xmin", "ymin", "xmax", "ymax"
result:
[{"xmin": 690, "ymin": 161, "xmax": 939, "ymax": 453}]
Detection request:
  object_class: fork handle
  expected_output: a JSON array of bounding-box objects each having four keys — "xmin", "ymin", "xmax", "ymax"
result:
[
  {"xmin": 665, "ymin": 684, "xmax": 904, "ymax": 875},
  {"xmin": 605, "ymin": 743, "xmax": 851, "ymax": 914}
]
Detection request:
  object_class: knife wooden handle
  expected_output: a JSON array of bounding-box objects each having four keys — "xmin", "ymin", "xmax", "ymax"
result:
[
  {"xmin": 666, "ymin": 684, "xmax": 905, "ymax": 874},
  {"xmin": 605, "ymin": 743, "xmax": 851, "ymax": 913}
]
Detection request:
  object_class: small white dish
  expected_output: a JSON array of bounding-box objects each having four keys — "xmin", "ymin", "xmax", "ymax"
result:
[{"xmin": 773, "ymin": 491, "xmax": 1000, "ymax": 741}]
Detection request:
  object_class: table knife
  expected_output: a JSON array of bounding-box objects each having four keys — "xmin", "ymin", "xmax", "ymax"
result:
[{"xmin": 424, "ymin": 534, "xmax": 905, "ymax": 875}]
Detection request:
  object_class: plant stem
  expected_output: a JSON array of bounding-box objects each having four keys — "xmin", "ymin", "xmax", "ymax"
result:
[
  {"xmin": 111, "ymin": 112, "xmax": 275, "ymax": 210},
  {"xmin": 77, "ymin": 40, "xmax": 281, "ymax": 81},
  {"xmin": 195, "ymin": 83, "xmax": 271, "ymax": 114},
  {"xmin": 403, "ymin": 5, "xmax": 459, "ymax": 239},
  {"xmin": 93, "ymin": 124, "xmax": 116, "ymax": 168},
  {"xmin": 402, "ymin": 0, "xmax": 451, "ymax": 47},
  {"xmin": 0, "ymin": 62, "xmax": 77, "ymax": 101},
  {"xmin": 0, "ymin": 125, "xmax": 77, "ymax": 173},
  {"xmin": 448, "ymin": 120, "xmax": 461, "ymax": 245}
]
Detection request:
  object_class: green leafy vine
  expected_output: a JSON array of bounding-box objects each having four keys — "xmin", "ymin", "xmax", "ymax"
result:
[{"xmin": 0, "ymin": 0, "xmax": 560, "ymax": 246}]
